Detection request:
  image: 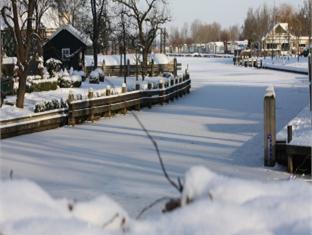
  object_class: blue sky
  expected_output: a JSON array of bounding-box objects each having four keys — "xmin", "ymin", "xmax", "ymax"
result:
[{"xmin": 168, "ymin": 0, "xmax": 303, "ymax": 28}]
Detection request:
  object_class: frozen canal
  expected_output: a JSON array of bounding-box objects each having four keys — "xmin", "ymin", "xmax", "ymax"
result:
[{"xmin": 0, "ymin": 57, "xmax": 309, "ymax": 215}]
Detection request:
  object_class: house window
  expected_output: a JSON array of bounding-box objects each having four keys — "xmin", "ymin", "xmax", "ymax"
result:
[
  {"xmin": 62, "ymin": 48, "xmax": 70, "ymax": 60},
  {"xmin": 281, "ymin": 43, "xmax": 290, "ymax": 51}
]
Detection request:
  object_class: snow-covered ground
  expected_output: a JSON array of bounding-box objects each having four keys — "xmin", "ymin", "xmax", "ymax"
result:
[
  {"xmin": 0, "ymin": 57, "xmax": 310, "ymax": 223},
  {"xmin": 1, "ymin": 167, "xmax": 311, "ymax": 235},
  {"xmin": 262, "ymin": 56, "xmax": 309, "ymax": 74}
]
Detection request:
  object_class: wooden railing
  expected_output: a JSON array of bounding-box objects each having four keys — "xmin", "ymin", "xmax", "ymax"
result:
[
  {"xmin": 68, "ymin": 76, "xmax": 191, "ymax": 125},
  {"xmin": 0, "ymin": 108, "xmax": 68, "ymax": 139}
]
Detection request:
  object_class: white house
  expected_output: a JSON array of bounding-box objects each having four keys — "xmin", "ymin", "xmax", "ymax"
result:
[{"xmin": 262, "ymin": 23, "xmax": 310, "ymax": 55}]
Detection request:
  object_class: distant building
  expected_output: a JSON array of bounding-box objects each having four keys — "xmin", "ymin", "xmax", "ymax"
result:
[
  {"xmin": 43, "ymin": 25, "xmax": 92, "ymax": 69},
  {"xmin": 262, "ymin": 23, "xmax": 310, "ymax": 55}
]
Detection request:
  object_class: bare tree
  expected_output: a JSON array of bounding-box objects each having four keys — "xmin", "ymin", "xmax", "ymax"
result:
[
  {"xmin": 90, "ymin": 0, "xmax": 107, "ymax": 69},
  {"xmin": 114, "ymin": 0, "xmax": 170, "ymax": 80},
  {"xmin": 301, "ymin": 0, "xmax": 312, "ymax": 54},
  {"xmin": 1, "ymin": 0, "xmax": 36, "ymax": 108},
  {"xmin": 114, "ymin": 5, "xmax": 133, "ymax": 82}
]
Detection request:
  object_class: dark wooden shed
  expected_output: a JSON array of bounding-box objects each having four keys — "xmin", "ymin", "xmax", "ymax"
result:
[{"xmin": 43, "ymin": 25, "xmax": 92, "ymax": 70}]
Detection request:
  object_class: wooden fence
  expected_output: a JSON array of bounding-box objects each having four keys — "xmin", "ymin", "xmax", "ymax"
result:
[
  {"xmin": 68, "ymin": 76, "xmax": 191, "ymax": 125},
  {"xmin": 86, "ymin": 58, "xmax": 182, "ymax": 77},
  {"xmin": 0, "ymin": 76, "xmax": 191, "ymax": 139},
  {"xmin": 0, "ymin": 109, "xmax": 68, "ymax": 139}
]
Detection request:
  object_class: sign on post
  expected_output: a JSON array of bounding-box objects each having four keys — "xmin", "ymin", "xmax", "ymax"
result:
[{"xmin": 264, "ymin": 86, "xmax": 276, "ymax": 166}]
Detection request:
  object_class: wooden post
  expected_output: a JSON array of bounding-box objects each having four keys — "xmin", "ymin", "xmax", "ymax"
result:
[
  {"xmin": 136, "ymin": 82, "xmax": 141, "ymax": 90},
  {"xmin": 121, "ymin": 83, "xmax": 127, "ymax": 114},
  {"xmin": 150, "ymin": 59, "xmax": 154, "ymax": 76},
  {"xmin": 159, "ymin": 79, "xmax": 164, "ymax": 105},
  {"xmin": 287, "ymin": 125, "xmax": 292, "ymax": 143},
  {"xmin": 173, "ymin": 58, "xmax": 177, "ymax": 77},
  {"xmin": 309, "ymin": 55, "xmax": 312, "ymax": 111},
  {"xmin": 121, "ymin": 82, "xmax": 127, "ymax": 93},
  {"xmin": 106, "ymin": 85, "xmax": 111, "ymax": 117},
  {"xmin": 102, "ymin": 59, "xmax": 106, "ymax": 74},
  {"xmin": 127, "ymin": 59, "xmax": 130, "ymax": 78},
  {"xmin": 106, "ymin": 85, "xmax": 111, "ymax": 96},
  {"xmin": 148, "ymin": 82, "xmax": 152, "ymax": 90},
  {"xmin": 158, "ymin": 79, "xmax": 164, "ymax": 89},
  {"xmin": 68, "ymin": 91, "xmax": 75, "ymax": 126},
  {"xmin": 264, "ymin": 86, "xmax": 276, "ymax": 167},
  {"xmin": 170, "ymin": 78, "xmax": 174, "ymax": 86},
  {"xmin": 88, "ymin": 88, "xmax": 94, "ymax": 122}
]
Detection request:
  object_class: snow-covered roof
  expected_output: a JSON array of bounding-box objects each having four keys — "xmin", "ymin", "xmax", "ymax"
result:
[
  {"xmin": 44, "ymin": 24, "xmax": 92, "ymax": 47},
  {"xmin": 262, "ymin": 23, "xmax": 295, "ymax": 41},
  {"xmin": 214, "ymin": 42, "xmax": 224, "ymax": 47}
]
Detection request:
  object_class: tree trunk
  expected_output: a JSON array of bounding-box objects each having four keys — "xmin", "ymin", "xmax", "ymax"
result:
[
  {"xmin": 93, "ymin": 40, "xmax": 98, "ymax": 70},
  {"xmin": 16, "ymin": 70, "xmax": 27, "ymax": 108},
  {"xmin": 142, "ymin": 49, "xmax": 149, "ymax": 81}
]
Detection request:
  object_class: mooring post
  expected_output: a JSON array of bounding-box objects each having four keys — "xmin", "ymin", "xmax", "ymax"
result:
[
  {"xmin": 150, "ymin": 59, "xmax": 154, "ymax": 76},
  {"xmin": 135, "ymin": 81, "xmax": 141, "ymax": 91},
  {"xmin": 121, "ymin": 83, "xmax": 127, "ymax": 114},
  {"xmin": 173, "ymin": 58, "xmax": 177, "ymax": 77},
  {"xmin": 287, "ymin": 125, "xmax": 293, "ymax": 143},
  {"xmin": 106, "ymin": 85, "xmax": 111, "ymax": 117},
  {"xmin": 68, "ymin": 90, "xmax": 75, "ymax": 126},
  {"xmin": 159, "ymin": 79, "xmax": 164, "ymax": 105},
  {"xmin": 121, "ymin": 82, "xmax": 127, "ymax": 94},
  {"xmin": 309, "ymin": 54, "xmax": 312, "ymax": 111},
  {"xmin": 264, "ymin": 86, "xmax": 276, "ymax": 167},
  {"xmin": 88, "ymin": 88, "xmax": 94, "ymax": 122}
]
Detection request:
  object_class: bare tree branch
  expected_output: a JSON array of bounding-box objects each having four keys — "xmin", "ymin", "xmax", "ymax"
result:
[
  {"xmin": 136, "ymin": 196, "xmax": 171, "ymax": 219},
  {"xmin": 131, "ymin": 111, "xmax": 183, "ymax": 193}
]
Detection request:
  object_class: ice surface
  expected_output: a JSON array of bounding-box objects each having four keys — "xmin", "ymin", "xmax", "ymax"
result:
[{"xmin": 0, "ymin": 57, "xmax": 309, "ymax": 217}]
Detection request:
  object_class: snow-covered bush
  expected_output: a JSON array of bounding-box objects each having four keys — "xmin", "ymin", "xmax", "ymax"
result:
[
  {"xmin": 58, "ymin": 69, "xmax": 72, "ymax": 88},
  {"xmin": 46, "ymin": 58, "xmax": 62, "ymax": 77},
  {"xmin": 89, "ymin": 68, "xmax": 104, "ymax": 83},
  {"xmin": 71, "ymin": 75, "xmax": 82, "ymax": 88},
  {"xmin": 72, "ymin": 70, "xmax": 86, "ymax": 81},
  {"xmin": 34, "ymin": 99, "xmax": 67, "ymax": 113},
  {"xmin": 89, "ymin": 72, "xmax": 100, "ymax": 84},
  {"xmin": 58, "ymin": 69, "xmax": 82, "ymax": 88}
]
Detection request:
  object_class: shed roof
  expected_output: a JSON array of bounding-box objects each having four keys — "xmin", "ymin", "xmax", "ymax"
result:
[{"xmin": 43, "ymin": 24, "xmax": 92, "ymax": 47}]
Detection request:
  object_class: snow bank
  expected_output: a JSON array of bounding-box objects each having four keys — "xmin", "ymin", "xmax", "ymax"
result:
[
  {"xmin": 262, "ymin": 56, "xmax": 308, "ymax": 74},
  {"xmin": 1, "ymin": 167, "xmax": 311, "ymax": 235},
  {"xmin": 0, "ymin": 180, "xmax": 128, "ymax": 235},
  {"xmin": 277, "ymin": 106, "xmax": 312, "ymax": 147}
]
